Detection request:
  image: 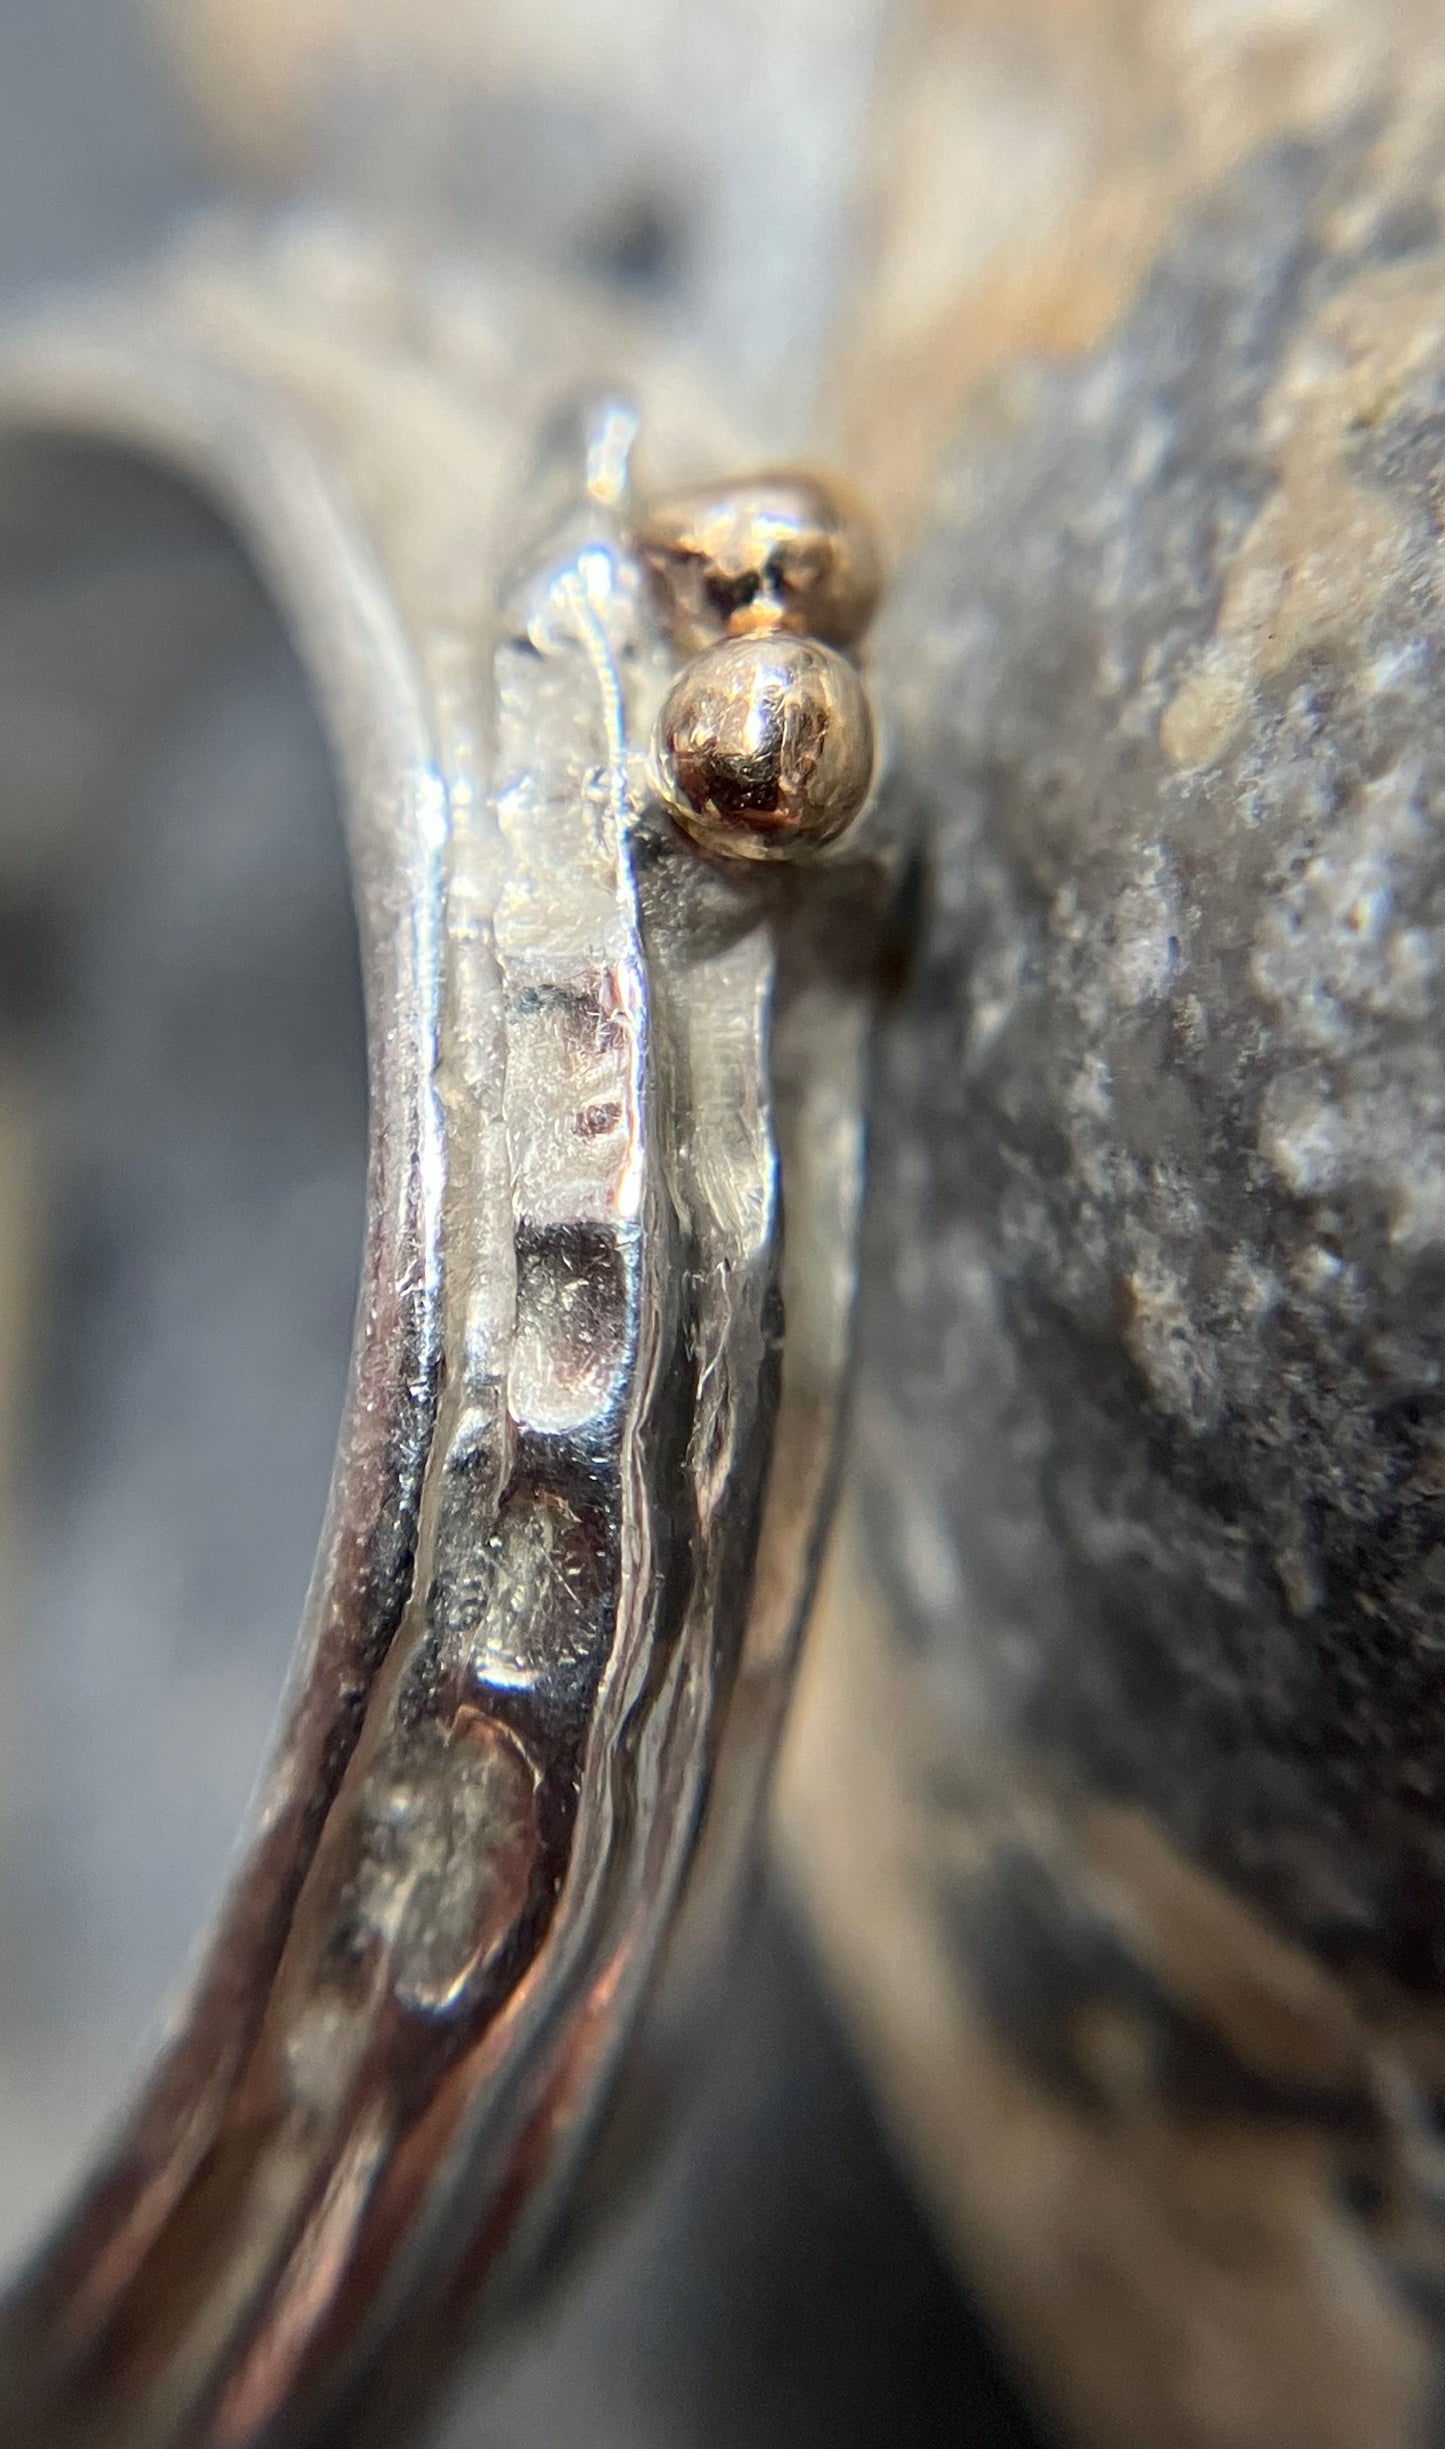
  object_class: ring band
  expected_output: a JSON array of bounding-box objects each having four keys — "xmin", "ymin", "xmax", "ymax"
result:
[{"xmin": 0, "ymin": 223, "xmax": 887, "ymax": 2448}]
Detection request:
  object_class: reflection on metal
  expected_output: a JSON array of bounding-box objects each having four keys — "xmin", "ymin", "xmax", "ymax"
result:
[
  {"xmin": 652, "ymin": 630, "xmax": 876, "ymax": 863},
  {"xmin": 0, "ymin": 224, "xmax": 894, "ymax": 2448},
  {"xmin": 637, "ymin": 471, "xmax": 881, "ymax": 656}
]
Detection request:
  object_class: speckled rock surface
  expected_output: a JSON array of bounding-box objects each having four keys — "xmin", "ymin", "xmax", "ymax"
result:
[
  {"xmin": 866, "ymin": 126, "xmax": 1445, "ymax": 2011},
  {"xmin": 798, "ymin": 120, "xmax": 1445, "ymax": 2448}
]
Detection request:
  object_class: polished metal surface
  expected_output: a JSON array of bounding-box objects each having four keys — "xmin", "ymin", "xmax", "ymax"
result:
[
  {"xmin": 637, "ymin": 473, "xmax": 881, "ymax": 656},
  {"xmin": 653, "ymin": 636, "xmax": 876, "ymax": 863},
  {"xmin": 0, "ymin": 224, "xmax": 890, "ymax": 2448}
]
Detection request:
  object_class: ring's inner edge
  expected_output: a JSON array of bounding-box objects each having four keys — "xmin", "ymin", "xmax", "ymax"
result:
[{"xmin": 0, "ymin": 435, "xmax": 367, "ymax": 2286}]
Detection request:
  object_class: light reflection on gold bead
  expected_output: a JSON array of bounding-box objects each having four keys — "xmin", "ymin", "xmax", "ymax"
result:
[
  {"xmin": 652, "ymin": 633, "xmax": 874, "ymax": 863},
  {"xmin": 638, "ymin": 471, "xmax": 881, "ymax": 657}
]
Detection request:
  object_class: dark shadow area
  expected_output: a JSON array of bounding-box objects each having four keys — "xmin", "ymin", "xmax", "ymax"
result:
[{"xmin": 451, "ymin": 1891, "xmax": 1044, "ymax": 2449}]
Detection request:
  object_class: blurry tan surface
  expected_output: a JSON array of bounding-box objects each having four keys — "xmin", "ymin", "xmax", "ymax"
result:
[
  {"xmin": 150, "ymin": 0, "xmax": 888, "ymax": 449},
  {"xmin": 836, "ymin": 0, "xmax": 1445, "ymax": 513},
  {"xmin": 153, "ymin": 0, "xmax": 1445, "ymax": 521},
  {"xmin": 779, "ymin": 1513, "xmax": 1433, "ymax": 2449},
  {"xmin": 158, "ymin": 0, "xmax": 837, "ymax": 160}
]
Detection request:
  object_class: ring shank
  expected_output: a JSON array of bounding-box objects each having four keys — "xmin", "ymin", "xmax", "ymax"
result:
[{"xmin": 0, "ymin": 226, "xmax": 871, "ymax": 2448}]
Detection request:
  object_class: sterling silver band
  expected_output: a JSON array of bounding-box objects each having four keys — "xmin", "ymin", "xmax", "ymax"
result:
[{"xmin": 0, "ymin": 224, "xmax": 888, "ymax": 2449}]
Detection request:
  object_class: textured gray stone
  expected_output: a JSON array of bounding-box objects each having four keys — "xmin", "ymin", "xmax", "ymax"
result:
[{"xmin": 865, "ymin": 129, "xmax": 1445, "ymax": 2011}]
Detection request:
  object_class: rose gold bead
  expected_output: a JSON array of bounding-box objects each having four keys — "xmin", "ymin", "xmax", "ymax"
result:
[
  {"xmin": 637, "ymin": 470, "xmax": 881, "ymax": 657},
  {"xmin": 652, "ymin": 632, "xmax": 874, "ymax": 863}
]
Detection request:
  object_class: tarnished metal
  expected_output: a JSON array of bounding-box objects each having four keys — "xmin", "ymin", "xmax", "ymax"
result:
[
  {"xmin": 0, "ymin": 224, "xmax": 889, "ymax": 2448},
  {"xmin": 651, "ymin": 632, "xmax": 876, "ymax": 864},
  {"xmin": 637, "ymin": 471, "xmax": 881, "ymax": 656}
]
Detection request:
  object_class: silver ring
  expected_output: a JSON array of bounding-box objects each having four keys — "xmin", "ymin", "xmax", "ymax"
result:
[{"xmin": 0, "ymin": 222, "xmax": 892, "ymax": 2448}]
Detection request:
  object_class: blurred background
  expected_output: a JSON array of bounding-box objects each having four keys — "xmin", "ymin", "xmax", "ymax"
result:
[{"xmin": 0, "ymin": 5, "xmax": 1039, "ymax": 2445}]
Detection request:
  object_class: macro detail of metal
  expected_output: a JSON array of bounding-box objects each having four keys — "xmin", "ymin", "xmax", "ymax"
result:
[
  {"xmin": 637, "ymin": 472, "xmax": 881, "ymax": 657},
  {"xmin": 652, "ymin": 632, "xmax": 876, "ymax": 864},
  {"xmin": 642, "ymin": 473, "xmax": 882, "ymax": 865},
  {"xmin": 0, "ymin": 226, "xmax": 882, "ymax": 2448}
]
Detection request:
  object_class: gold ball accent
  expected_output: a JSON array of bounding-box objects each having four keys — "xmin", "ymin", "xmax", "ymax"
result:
[
  {"xmin": 638, "ymin": 470, "xmax": 881, "ymax": 657},
  {"xmin": 652, "ymin": 634, "xmax": 875, "ymax": 863}
]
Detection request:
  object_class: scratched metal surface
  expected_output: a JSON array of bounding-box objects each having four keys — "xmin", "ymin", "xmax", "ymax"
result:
[
  {"xmin": 0, "ymin": 223, "xmax": 854, "ymax": 2440},
  {"xmin": 0, "ymin": 6, "xmax": 1038, "ymax": 2445},
  {"xmin": 0, "ymin": 411, "xmax": 1029, "ymax": 2447}
]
